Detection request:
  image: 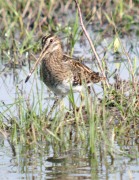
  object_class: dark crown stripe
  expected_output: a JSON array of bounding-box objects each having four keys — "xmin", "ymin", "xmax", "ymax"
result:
[
  {"xmin": 42, "ymin": 34, "xmax": 53, "ymax": 47},
  {"xmin": 42, "ymin": 35, "xmax": 53, "ymax": 51},
  {"xmin": 42, "ymin": 34, "xmax": 53, "ymax": 42},
  {"xmin": 45, "ymin": 34, "xmax": 53, "ymax": 40}
]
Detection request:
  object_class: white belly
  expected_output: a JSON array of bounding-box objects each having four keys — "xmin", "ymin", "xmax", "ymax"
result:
[{"xmin": 51, "ymin": 79, "xmax": 91, "ymax": 96}]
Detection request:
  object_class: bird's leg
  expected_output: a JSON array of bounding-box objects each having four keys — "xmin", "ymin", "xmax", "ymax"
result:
[
  {"xmin": 46, "ymin": 97, "xmax": 61, "ymax": 120},
  {"xmin": 68, "ymin": 89, "xmax": 77, "ymax": 111},
  {"xmin": 78, "ymin": 86, "xmax": 92, "ymax": 116},
  {"xmin": 87, "ymin": 86, "xmax": 91, "ymax": 94},
  {"xmin": 80, "ymin": 86, "xmax": 91, "ymax": 101}
]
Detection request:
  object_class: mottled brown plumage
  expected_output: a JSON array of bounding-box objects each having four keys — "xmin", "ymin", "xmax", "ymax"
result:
[{"xmin": 25, "ymin": 35, "xmax": 104, "ymax": 96}]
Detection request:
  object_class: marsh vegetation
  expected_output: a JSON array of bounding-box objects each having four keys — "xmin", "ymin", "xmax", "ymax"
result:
[{"xmin": 0, "ymin": 0, "xmax": 139, "ymax": 179}]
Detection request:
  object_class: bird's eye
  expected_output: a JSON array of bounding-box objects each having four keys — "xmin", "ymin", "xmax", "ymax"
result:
[{"xmin": 50, "ymin": 39, "xmax": 53, "ymax": 43}]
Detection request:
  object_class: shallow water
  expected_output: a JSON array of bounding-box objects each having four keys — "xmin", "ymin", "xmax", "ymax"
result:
[
  {"xmin": 0, "ymin": 136, "xmax": 139, "ymax": 180},
  {"xmin": 1, "ymin": 33, "xmax": 139, "ymax": 113},
  {"xmin": 0, "ymin": 33, "xmax": 139, "ymax": 179}
]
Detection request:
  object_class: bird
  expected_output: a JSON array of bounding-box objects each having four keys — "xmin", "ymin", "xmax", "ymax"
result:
[{"xmin": 25, "ymin": 34, "xmax": 105, "ymax": 117}]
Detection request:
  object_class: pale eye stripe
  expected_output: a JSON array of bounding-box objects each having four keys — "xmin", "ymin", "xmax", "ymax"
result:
[{"xmin": 42, "ymin": 34, "xmax": 53, "ymax": 47}]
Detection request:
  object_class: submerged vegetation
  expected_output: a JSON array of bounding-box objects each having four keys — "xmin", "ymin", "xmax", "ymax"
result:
[{"xmin": 0, "ymin": 0, "xmax": 139, "ymax": 179}]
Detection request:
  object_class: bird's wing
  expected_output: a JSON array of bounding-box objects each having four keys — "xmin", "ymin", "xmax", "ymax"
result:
[{"xmin": 62, "ymin": 55, "xmax": 104, "ymax": 85}]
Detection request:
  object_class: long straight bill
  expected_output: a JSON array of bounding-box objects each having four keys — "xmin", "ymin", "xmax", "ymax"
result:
[{"xmin": 25, "ymin": 47, "xmax": 48, "ymax": 83}]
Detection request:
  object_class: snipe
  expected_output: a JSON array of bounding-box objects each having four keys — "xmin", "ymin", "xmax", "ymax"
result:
[{"xmin": 25, "ymin": 35, "xmax": 105, "ymax": 117}]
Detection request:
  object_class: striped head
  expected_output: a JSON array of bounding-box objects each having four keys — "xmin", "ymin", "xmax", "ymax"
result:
[
  {"xmin": 25, "ymin": 34, "xmax": 62, "ymax": 83},
  {"xmin": 41, "ymin": 34, "xmax": 62, "ymax": 53}
]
